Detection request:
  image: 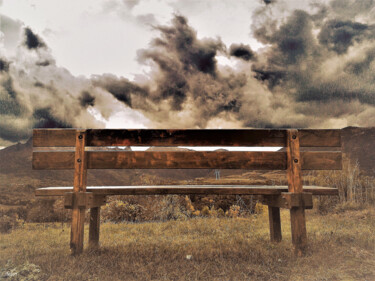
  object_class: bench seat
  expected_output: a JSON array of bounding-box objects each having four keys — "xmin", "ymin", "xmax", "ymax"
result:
[
  {"xmin": 32, "ymin": 128, "xmax": 343, "ymax": 256},
  {"xmin": 35, "ymin": 185, "xmax": 338, "ymax": 196}
]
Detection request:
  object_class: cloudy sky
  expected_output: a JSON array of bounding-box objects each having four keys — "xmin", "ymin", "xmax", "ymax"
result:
[{"xmin": 0, "ymin": 0, "xmax": 375, "ymax": 146}]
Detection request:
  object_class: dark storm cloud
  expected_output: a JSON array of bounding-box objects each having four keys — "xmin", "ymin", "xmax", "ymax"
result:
[
  {"xmin": 252, "ymin": 68, "xmax": 285, "ymax": 89},
  {"xmin": 129, "ymin": 15, "xmax": 227, "ymax": 111},
  {"xmin": 319, "ymin": 20, "xmax": 374, "ymax": 54},
  {"xmin": 2, "ymin": 2, "xmax": 375, "ymax": 146},
  {"xmin": 0, "ymin": 78, "xmax": 22, "ymax": 116},
  {"xmin": 24, "ymin": 27, "xmax": 46, "ymax": 49},
  {"xmin": 92, "ymin": 74, "xmax": 148, "ymax": 107},
  {"xmin": 33, "ymin": 108, "xmax": 71, "ymax": 128},
  {"xmin": 35, "ymin": 60, "xmax": 51, "ymax": 66},
  {"xmin": 2, "ymin": 77, "xmax": 17, "ymax": 99},
  {"xmin": 148, "ymin": 15, "xmax": 225, "ymax": 76},
  {"xmin": 345, "ymin": 48, "xmax": 375, "ymax": 75},
  {"xmin": 229, "ymin": 44, "xmax": 255, "ymax": 61},
  {"xmin": 251, "ymin": 10, "xmax": 317, "ymax": 87},
  {"xmin": 0, "ymin": 58, "xmax": 10, "ymax": 72},
  {"xmin": 330, "ymin": 0, "xmax": 375, "ymax": 20},
  {"xmin": 79, "ymin": 91, "xmax": 96, "ymax": 107},
  {"xmin": 249, "ymin": 0, "xmax": 375, "ymax": 126},
  {"xmin": 0, "ymin": 24, "xmax": 104, "ymax": 145},
  {"xmin": 94, "ymin": 9, "xmax": 375, "ymax": 129},
  {"xmin": 272, "ymin": 10, "xmax": 315, "ymax": 64},
  {"xmin": 263, "ymin": 0, "xmax": 276, "ymax": 5}
]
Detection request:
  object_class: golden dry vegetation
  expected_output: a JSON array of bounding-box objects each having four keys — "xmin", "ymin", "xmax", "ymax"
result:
[{"xmin": 1, "ymin": 207, "xmax": 374, "ymax": 281}]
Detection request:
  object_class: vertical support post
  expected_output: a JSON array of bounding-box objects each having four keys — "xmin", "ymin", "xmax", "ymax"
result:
[
  {"xmin": 287, "ymin": 129, "xmax": 307, "ymax": 256},
  {"xmin": 89, "ymin": 207, "xmax": 100, "ymax": 248},
  {"xmin": 268, "ymin": 206, "xmax": 282, "ymax": 242},
  {"xmin": 70, "ymin": 129, "xmax": 87, "ymax": 255}
]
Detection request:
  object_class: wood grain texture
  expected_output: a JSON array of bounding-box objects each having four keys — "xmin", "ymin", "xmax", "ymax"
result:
[
  {"xmin": 33, "ymin": 129, "xmax": 76, "ymax": 147},
  {"xmin": 32, "ymin": 150, "xmax": 342, "ymax": 170},
  {"xmin": 70, "ymin": 130, "xmax": 87, "ymax": 255},
  {"xmin": 32, "ymin": 128, "xmax": 341, "ymax": 147},
  {"xmin": 287, "ymin": 130, "xmax": 307, "ymax": 256},
  {"xmin": 299, "ymin": 129, "xmax": 341, "ymax": 147},
  {"xmin": 89, "ymin": 151, "xmax": 287, "ymax": 169},
  {"xmin": 268, "ymin": 206, "xmax": 282, "ymax": 242},
  {"xmin": 287, "ymin": 130, "xmax": 303, "ymax": 193},
  {"xmin": 301, "ymin": 151, "xmax": 342, "ymax": 170},
  {"xmin": 263, "ymin": 192, "xmax": 313, "ymax": 209},
  {"xmin": 290, "ymin": 207, "xmax": 307, "ymax": 256},
  {"xmin": 73, "ymin": 130, "xmax": 87, "ymax": 193},
  {"xmin": 89, "ymin": 207, "xmax": 100, "ymax": 249},
  {"xmin": 35, "ymin": 185, "xmax": 339, "ymax": 196},
  {"xmin": 70, "ymin": 208, "xmax": 85, "ymax": 255},
  {"xmin": 64, "ymin": 193, "xmax": 106, "ymax": 209}
]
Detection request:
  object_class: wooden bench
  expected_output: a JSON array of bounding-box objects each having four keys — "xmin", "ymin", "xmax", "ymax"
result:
[{"xmin": 32, "ymin": 128, "xmax": 341, "ymax": 256}]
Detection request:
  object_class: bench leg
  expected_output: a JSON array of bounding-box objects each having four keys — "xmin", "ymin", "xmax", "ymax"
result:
[
  {"xmin": 290, "ymin": 207, "xmax": 307, "ymax": 256},
  {"xmin": 70, "ymin": 207, "xmax": 85, "ymax": 255},
  {"xmin": 268, "ymin": 206, "xmax": 282, "ymax": 242},
  {"xmin": 89, "ymin": 207, "xmax": 101, "ymax": 248}
]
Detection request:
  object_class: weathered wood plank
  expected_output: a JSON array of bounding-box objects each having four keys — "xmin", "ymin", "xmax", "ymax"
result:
[
  {"xmin": 301, "ymin": 151, "xmax": 342, "ymax": 170},
  {"xmin": 268, "ymin": 206, "xmax": 282, "ymax": 242},
  {"xmin": 89, "ymin": 207, "xmax": 101, "ymax": 249},
  {"xmin": 33, "ymin": 129, "xmax": 341, "ymax": 147},
  {"xmin": 70, "ymin": 130, "xmax": 87, "ymax": 256},
  {"xmin": 287, "ymin": 130, "xmax": 307, "ymax": 257},
  {"xmin": 263, "ymin": 192, "xmax": 313, "ymax": 209},
  {"xmin": 34, "ymin": 185, "xmax": 339, "ymax": 196},
  {"xmin": 287, "ymin": 130, "xmax": 303, "ymax": 193},
  {"xmin": 33, "ymin": 151, "xmax": 75, "ymax": 169},
  {"xmin": 64, "ymin": 193, "xmax": 106, "ymax": 209},
  {"xmin": 32, "ymin": 151, "xmax": 342, "ymax": 170},
  {"xmin": 88, "ymin": 151, "xmax": 286, "ymax": 169},
  {"xmin": 299, "ymin": 129, "xmax": 341, "ymax": 147},
  {"xmin": 33, "ymin": 129, "xmax": 76, "ymax": 147},
  {"xmin": 86, "ymin": 129, "xmax": 286, "ymax": 146}
]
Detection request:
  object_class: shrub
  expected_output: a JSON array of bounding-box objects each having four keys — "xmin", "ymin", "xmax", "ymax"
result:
[
  {"xmin": 226, "ymin": 205, "xmax": 241, "ymax": 218},
  {"xmin": 101, "ymin": 200, "xmax": 145, "ymax": 222},
  {"xmin": 309, "ymin": 161, "xmax": 375, "ymax": 204},
  {"xmin": 254, "ymin": 202, "xmax": 267, "ymax": 215},
  {"xmin": 26, "ymin": 199, "xmax": 58, "ymax": 222},
  {"xmin": 53, "ymin": 198, "xmax": 71, "ymax": 222},
  {"xmin": 0, "ymin": 213, "xmax": 19, "ymax": 233},
  {"xmin": 201, "ymin": 206, "xmax": 210, "ymax": 216},
  {"xmin": 153, "ymin": 195, "xmax": 190, "ymax": 221}
]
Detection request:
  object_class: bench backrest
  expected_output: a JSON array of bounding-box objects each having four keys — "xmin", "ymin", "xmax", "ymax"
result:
[{"xmin": 32, "ymin": 129, "xmax": 342, "ymax": 171}]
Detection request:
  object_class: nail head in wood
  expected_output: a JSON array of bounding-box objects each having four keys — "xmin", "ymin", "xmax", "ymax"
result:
[
  {"xmin": 77, "ymin": 158, "xmax": 81, "ymax": 163},
  {"xmin": 292, "ymin": 135, "xmax": 297, "ymax": 139},
  {"xmin": 78, "ymin": 135, "xmax": 83, "ymax": 139},
  {"xmin": 294, "ymin": 159, "xmax": 298, "ymax": 163}
]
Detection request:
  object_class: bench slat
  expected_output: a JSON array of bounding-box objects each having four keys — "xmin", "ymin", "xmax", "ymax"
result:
[
  {"xmin": 35, "ymin": 185, "xmax": 339, "ymax": 196},
  {"xmin": 33, "ymin": 129, "xmax": 341, "ymax": 147},
  {"xmin": 33, "ymin": 129, "xmax": 76, "ymax": 147},
  {"xmin": 32, "ymin": 151, "xmax": 342, "ymax": 170}
]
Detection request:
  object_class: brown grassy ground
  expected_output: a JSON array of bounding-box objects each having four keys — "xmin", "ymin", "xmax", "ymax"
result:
[{"xmin": 1, "ymin": 207, "xmax": 374, "ymax": 281}]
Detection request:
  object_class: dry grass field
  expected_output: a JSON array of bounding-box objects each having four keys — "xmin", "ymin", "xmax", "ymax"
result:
[
  {"xmin": 1, "ymin": 207, "xmax": 374, "ymax": 281},
  {"xmin": 1, "ymin": 133, "xmax": 375, "ymax": 280}
]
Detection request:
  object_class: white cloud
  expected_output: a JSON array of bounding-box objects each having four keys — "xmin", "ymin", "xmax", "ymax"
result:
[{"xmin": 1, "ymin": 0, "xmax": 264, "ymax": 77}]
